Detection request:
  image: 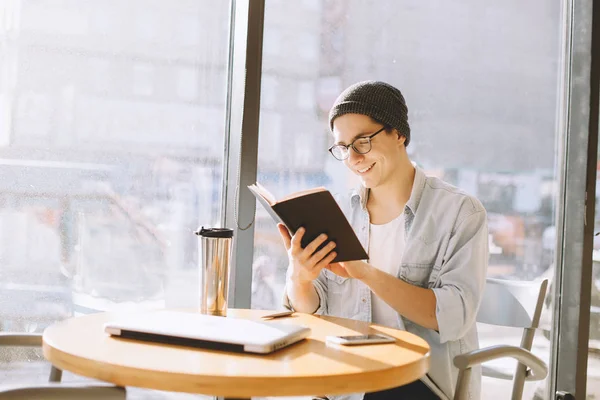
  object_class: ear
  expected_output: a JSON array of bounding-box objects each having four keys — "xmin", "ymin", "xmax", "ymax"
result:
[{"xmin": 396, "ymin": 132, "xmax": 406, "ymax": 147}]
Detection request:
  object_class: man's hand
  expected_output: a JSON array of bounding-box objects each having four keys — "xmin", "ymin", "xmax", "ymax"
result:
[
  {"xmin": 327, "ymin": 260, "xmax": 370, "ymax": 280},
  {"xmin": 277, "ymin": 224, "xmax": 337, "ymax": 285}
]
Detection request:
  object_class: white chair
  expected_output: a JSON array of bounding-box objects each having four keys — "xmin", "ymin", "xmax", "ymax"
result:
[
  {"xmin": 453, "ymin": 278, "xmax": 549, "ymax": 400},
  {"xmin": 0, "ymin": 332, "xmax": 126, "ymax": 399}
]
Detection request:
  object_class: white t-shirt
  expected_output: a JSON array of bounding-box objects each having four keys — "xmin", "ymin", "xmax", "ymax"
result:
[{"xmin": 368, "ymin": 213, "xmax": 405, "ymax": 330}]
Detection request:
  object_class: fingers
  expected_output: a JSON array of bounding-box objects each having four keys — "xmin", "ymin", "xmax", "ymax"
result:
[
  {"xmin": 313, "ymin": 250, "xmax": 338, "ymax": 272},
  {"xmin": 304, "ymin": 233, "xmax": 330, "ymax": 257},
  {"xmin": 326, "ymin": 262, "xmax": 349, "ymax": 278},
  {"xmin": 289, "ymin": 227, "xmax": 306, "ymax": 256},
  {"xmin": 291, "ymin": 230, "xmax": 331, "ymax": 263},
  {"xmin": 288, "ymin": 228, "xmax": 336, "ymax": 277},
  {"xmin": 277, "ymin": 223, "xmax": 292, "ymax": 250},
  {"xmin": 308, "ymin": 240, "xmax": 336, "ymax": 268}
]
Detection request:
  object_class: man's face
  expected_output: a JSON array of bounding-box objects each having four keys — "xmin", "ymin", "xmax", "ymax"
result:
[{"xmin": 331, "ymin": 113, "xmax": 405, "ymax": 189}]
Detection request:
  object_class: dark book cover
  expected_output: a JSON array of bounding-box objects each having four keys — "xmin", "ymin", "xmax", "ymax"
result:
[{"xmin": 249, "ymin": 185, "xmax": 368, "ymax": 262}]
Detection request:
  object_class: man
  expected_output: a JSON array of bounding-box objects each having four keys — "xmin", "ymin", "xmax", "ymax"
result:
[{"xmin": 280, "ymin": 80, "xmax": 489, "ymax": 400}]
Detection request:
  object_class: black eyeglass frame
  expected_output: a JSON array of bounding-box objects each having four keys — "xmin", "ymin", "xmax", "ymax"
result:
[{"xmin": 328, "ymin": 126, "xmax": 387, "ymax": 161}]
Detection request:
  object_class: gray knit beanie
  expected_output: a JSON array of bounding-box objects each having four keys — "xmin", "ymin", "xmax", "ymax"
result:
[{"xmin": 328, "ymin": 80, "xmax": 411, "ymax": 146}]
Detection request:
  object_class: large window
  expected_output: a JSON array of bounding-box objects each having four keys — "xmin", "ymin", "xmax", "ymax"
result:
[
  {"xmin": 2, "ymin": 0, "xmax": 597, "ymax": 398},
  {"xmin": 252, "ymin": 1, "xmax": 562, "ymax": 398},
  {"xmin": 0, "ymin": 0, "xmax": 230, "ymax": 396}
]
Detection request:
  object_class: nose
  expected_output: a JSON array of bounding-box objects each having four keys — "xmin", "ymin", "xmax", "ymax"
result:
[{"xmin": 346, "ymin": 147, "xmax": 364, "ymax": 166}]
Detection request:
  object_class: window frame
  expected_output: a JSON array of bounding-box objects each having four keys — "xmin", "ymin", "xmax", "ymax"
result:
[
  {"xmin": 550, "ymin": 0, "xmax": 599, "ymax": 397},
  {"xmin": 224, "ymin": 0, "xmax": 265, "ymax": 309}
]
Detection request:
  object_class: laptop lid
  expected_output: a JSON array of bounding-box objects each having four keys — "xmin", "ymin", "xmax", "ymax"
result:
[{"xmin": 104, "ymin": 311, "xmax": 311, "ymax": 354}]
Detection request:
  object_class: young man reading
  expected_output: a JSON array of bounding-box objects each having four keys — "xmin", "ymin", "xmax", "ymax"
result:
[{"xmin": 280, "ymin": 80, "xmax": 489, "ymax": 400}]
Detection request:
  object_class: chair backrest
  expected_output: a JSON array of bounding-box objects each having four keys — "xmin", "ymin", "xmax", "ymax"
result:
[
  {"xmin": 474, "ymin": 277, "xmax": 549, "ymax": 400},
  {"xmin": 0, "ymin": 333, "xmax": 43, "ymax": 347},
  {"xmin": 0, "ymin": 333, "xmax": 125, "ymax": 398},
  {"xmin": 477, "ymin": 277, "xmax": 548, "ymax": 330},
  {"xmin": 0, "ymin": 333, "xmax": 63, "ymax": 382}
]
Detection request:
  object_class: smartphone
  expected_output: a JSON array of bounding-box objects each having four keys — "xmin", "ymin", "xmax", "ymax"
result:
[{"xmin": 325, "ymin": 334, "xmax": 396, "ymax": 345}]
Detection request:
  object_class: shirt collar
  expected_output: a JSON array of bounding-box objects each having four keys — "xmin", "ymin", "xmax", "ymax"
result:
[
  {"xmin": 350, "ymin": 163, "xmax": 426, "ymax": 214},
  {"xmin": 405, "ymin": 165, "xmax": 426, "ymax": 215}
]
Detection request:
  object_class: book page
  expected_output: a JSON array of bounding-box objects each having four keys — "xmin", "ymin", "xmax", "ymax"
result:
[
  {"xmin": 250, "ymin": 183, "xmax": 327, "ymax": 205},
  {"xmin": 248, "ymin": 183, "xmax": 276, "ymax": 205},
  {"xmin": 277, "ymin": 187, "xmax": 327, "ymax": 203}
]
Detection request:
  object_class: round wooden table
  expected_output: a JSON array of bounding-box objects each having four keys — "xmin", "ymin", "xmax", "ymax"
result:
[{"xmin": 43, "ymin": 309, "xmax": 430, "ymax": 398}]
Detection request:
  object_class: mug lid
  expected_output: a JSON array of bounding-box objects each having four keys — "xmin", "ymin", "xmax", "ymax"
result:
[{"xmin": 195, "ymin": 226, "xmax": 234, "ymax": 238}]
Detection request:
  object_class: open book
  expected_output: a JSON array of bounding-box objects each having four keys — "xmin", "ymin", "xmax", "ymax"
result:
[{"xmin": 248, "ymin": 183, "xmax": 368, "ymax": 262}]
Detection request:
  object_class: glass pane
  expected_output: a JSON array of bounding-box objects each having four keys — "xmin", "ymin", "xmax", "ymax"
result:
[
  {"xmin": 588, "ymin": 148, "xmax": 600, "ymax": 396},
  {"xmin": 253, "ymin": 1, "xmax": 562, "ymax": 399},
  {"xmin": 0, "ymin": 0, "xmax": 229, "ymax": 396}
]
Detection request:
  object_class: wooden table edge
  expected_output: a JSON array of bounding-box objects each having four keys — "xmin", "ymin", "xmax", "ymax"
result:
[
  {"xmin": 42, "ymin": 310, "xmax": 431, "ymax": 397},
  {"xmin": 43, "ymin": 336, "xmax": 430, "ymax": 397}
]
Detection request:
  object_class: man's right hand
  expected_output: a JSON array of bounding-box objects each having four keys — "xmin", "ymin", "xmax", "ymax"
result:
[{"xmin": 277, "ymin": 223, "xmax": 337, "ymax": 284}]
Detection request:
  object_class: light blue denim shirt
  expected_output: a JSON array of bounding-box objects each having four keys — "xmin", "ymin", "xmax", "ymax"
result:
[{"xmin": 284, "ymin": 166, "xmax": 489, "ymax": 400}]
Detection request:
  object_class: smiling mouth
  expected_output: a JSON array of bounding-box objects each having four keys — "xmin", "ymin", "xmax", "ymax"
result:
[{"xmin": 357, "ymin": 163, "xmax": 375, "ymax": 174}]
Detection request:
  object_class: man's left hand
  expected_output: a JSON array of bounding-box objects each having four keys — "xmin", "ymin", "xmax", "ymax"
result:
[{"xmin": 327, "ymin": 260, "xmax": 370, "ymax": 280}]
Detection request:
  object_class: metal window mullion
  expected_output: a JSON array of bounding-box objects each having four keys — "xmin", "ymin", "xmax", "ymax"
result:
[
  {"xmin": 221, "ymin": 0, "xmax": 265, "ymax": 309},
  {"xmin": 551, "ymin": 0, "xmax": 599, "ymax": 398}
]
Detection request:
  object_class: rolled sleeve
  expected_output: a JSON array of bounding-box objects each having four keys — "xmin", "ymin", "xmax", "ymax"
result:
[
  {"xmin": 282, "ymin": 273, "xmax": 328, "ymax": 315},
  {"xmin": 433, "ymin": 209, "xmax": 488, "ymax": 343}
]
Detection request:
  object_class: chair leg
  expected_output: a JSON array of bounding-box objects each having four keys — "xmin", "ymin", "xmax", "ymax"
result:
[
  {"xmin": 454, "ymin": 368, "xmax": 472, "ymax": 400},
  {"xmin": 511, "ymin": 362, "xmax": 527, "ymax": 400},
  {"xmin": 49, "ymin": 366, "xmax": 63, "ymax": 383}
]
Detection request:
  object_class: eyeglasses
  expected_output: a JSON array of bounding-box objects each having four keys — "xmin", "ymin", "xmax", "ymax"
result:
[{"xmin": 328, "ymin": 127, "xmax": 386, "ymax": 161}]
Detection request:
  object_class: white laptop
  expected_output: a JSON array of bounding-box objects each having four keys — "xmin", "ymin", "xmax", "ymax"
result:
[{"xmin": 104, "ymin": 311, "xmax": 311, "ymax": 354}]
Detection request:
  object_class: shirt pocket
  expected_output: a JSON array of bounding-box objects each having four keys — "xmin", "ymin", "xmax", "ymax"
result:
[
  {"xmin": 323, "ymin": 269, "xmax": 354, "ymax": 317},
  {"xmin": 400, "ymin": 237, "xmax": 444, "ymax": 288}
]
